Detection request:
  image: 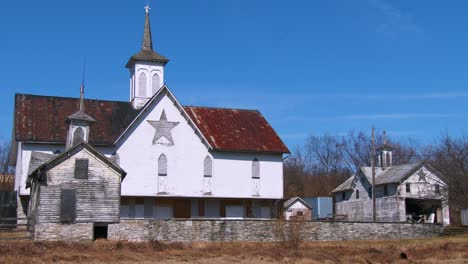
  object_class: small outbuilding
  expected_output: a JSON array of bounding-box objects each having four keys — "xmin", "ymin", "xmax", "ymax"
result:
[{"xmin": 283, "ymin": 197, "xmax": 312, "ymax": 220}]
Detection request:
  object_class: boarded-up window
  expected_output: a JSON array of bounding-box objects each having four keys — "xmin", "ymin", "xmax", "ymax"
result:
[
  {"xmin": 204, "ymin": 156, "xmax": 212, "ymax": 177},
  {"xmin": 61, "ymin": 189, "xmax": 76, "ymax": 222},
  {"xmin": 73, "ymin": 127, "xmax": 84, "ymax": 146},
  {"xmin": 152, "ymin": 73, "xmax": 160, "ymax": 95},
  {"xmin": 406, "ymin": 183, "xmax": 411, "ymax": 193},
  {"xmin": 138, "ymin": 72, "xmax": 147, "ymax": 97},
  {"xmin": 75, "ymin": 159, "xmax": 89, "ymax": 179},
  {"xmin": 158, "ymin": 154, "xmax": 167, "ymax": 176},
  {"xmin": 252, "ymin": 158, "xmax": 260, "ymax": 179}
]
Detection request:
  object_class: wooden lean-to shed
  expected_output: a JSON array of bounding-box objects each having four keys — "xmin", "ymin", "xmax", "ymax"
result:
[{"xmin": 26, "ymin": 142, "xmax": 126, "ymax": 241}]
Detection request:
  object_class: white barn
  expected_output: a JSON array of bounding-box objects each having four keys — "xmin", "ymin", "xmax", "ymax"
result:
[{"xmin": 11, "ymin": 6, "xmax": 290, "ymax": 225}]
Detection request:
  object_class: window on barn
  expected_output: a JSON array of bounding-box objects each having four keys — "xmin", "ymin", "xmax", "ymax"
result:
[
  {"xmin": 384, "ymin": 184, "xmax": 388, "ymax": 196},
  {"xmin": 342, "ymin": 192, "xmax": 345, "ymax": 200},
  {"xmin": 152, "ymin": 73, "xmax": 160, "ymax": 95},
  {"xmin": 203, "ymin": 156, "xmax": 213, "ymax": 194},
  {"xmin": 406, "ymin": 183, "xmax": 411, "ymax": 193},
  {"xmin": 61, "ymin": 189, "xmax": 76, "ymax": 222},
  {"xmin": 204, "ymin": 156, "xmax": 212, "ymax": 177},
  {"xmin": 252, "ymin": 158, "xmax": 260, "ymax": 179},
  {"xmin": 356, "ymin": 190, "xmax": 359, "ymax": 199},
  {"xmin": 435, "ymin": 184, "xmax": 440, "ymax": 194},
  {"xmin": 158, "ymin": 154, "xmax": 167, "ymax": 176},
  {"xmin": 138, "ymin": 72, "xmax": 147, "ymax": 97},
  {"xmin": 74, "ymin": 159, "xmax": 89, "ymax": 179},
  {"xmin": 158, "ymin": 154, "xmax": 168, "ymax": 193},
  {"xmin": 73, "ymin": 127, "xmax": 84, "ymax": 146},
  {"xmin": 252, "ymin": 158, "xmax": 260, "ymax": 195}
]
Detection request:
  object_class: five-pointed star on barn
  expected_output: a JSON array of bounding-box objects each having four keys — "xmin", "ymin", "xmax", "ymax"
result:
[{"xmin": 147, "ymin": 110, "xmax": 179, "ymax": 145}]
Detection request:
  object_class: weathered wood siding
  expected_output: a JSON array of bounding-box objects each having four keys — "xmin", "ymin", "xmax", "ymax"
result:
[{"xmin": 34, "ymin": 149, "xmax": 121, "ymax": 224}]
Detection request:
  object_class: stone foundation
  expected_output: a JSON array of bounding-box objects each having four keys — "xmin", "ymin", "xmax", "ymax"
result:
[
  {"xmin": 34, "ymin": 223, "xmax": 93, "ymax": 241},
  {"xmin": 108, "ymin": 219, "xmax": 444, "ymax": 242}
]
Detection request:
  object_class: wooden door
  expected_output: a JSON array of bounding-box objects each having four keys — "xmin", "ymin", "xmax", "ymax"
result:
[{"xmin": 174, "ymin": 199, "xmax": 191, "ymax": 218}]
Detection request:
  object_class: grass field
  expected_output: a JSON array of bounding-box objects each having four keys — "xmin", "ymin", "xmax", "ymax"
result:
[{"xmin": 0, "ymin": 235, "xmax": 467, "ymax": 263}]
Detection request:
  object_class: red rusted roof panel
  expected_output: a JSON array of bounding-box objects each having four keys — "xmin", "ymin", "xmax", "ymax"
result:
[
  {"xmin": 184, "ymin": 106, "xmax": 290, "ymax": 154},
  {"xmin": 15, "ymin": 94, "xmax": 140, "ymax": 145}
]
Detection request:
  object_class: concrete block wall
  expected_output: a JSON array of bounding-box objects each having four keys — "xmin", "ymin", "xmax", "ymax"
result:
[{"xmin": 108, "ymin": 219, "xmax": 444, "ymax": 242}]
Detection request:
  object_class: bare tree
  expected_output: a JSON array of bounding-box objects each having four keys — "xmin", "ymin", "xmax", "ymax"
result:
[
  {"xmin": 0, "ymin": 143, "xmax": 15, "ymax": 191},
  {"xmin": 283, "ymin": 130, "xmax": 418, "ymax": 198},
  {"xmin": 422, "ymin": 134, "xmax": 468, "ymax": 210}
]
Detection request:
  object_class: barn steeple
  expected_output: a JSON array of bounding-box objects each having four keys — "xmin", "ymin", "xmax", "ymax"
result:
[
  {"xmin": 65, "ymin": 84, "xmax": 95, "ymax": 149},
  {"xmin": 376, "ymin": 130, "xmax": 394, "ymax": 169},
  {"xmin": 127, "ymin": 4, "xmax": 169, "ymax": 109}
]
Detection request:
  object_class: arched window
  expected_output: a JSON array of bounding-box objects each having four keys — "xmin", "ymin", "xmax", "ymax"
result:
[
  {"xmin": 138, "ymin": 72, "xmax": 147, "ymax": 97},
  {"xmin": 204, "ymin": 156, "xmax": 212, "ymax": 177},
  {"xmin": 152, "ymin": 73, "xmax": 160, "ymax": 95},
  {"xmin": 252, "ymin": 158, "xmax": 260, "ymax": 179},
  {"xmin": 72, "ymin": 127, "xmax": 84, "ymax": 146},
  {"xmin": 158, "ymin": 154, "xmax": 167, "ymax": 176}
]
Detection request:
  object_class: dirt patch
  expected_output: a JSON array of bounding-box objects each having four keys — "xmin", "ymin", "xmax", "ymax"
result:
[{"xmin": 0, "ymin": 235, "xmax": 467, "ymax": 264}]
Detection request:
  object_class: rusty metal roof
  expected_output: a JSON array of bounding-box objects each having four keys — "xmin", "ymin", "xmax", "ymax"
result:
[
  {"xmin": 15, "ymin": 94, "xmax": 290, "ymax": 154},
  {"xmin": 184, "ymin": 106, "xmax": 290, "ymax": 154},
  {"xmin": 14, "ymin": 94, "xmax": 140, "ymax": 145}
]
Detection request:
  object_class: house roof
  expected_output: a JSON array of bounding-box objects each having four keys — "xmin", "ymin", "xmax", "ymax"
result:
[
  {"xmin": 184, "ymin": 106, "xmax": 290, "ymax": 154},
  {"xmin": 26, "ymin": 142, "xmax": 126, "ymax": 188},
  {"xmin": 331, "ymin": 175, "xmax": 356, "ymax": 193},
  {"xmin": 14, "ymin": 93, "xmax": 290, "ymax": 154},
  {"xmin": 28, "ymin": 151, "xmax": 55, "ymax": 175},
  {"xmin": 332, "ymin": 162, "xmax": 443, "ymax": 193},
  {"xmin": 283, "ymin": 197, "xmax": 313, "ymax": 210},
  {"xmin": 361, "ymin": 163, "xmax": 422, "ymax": 185}
]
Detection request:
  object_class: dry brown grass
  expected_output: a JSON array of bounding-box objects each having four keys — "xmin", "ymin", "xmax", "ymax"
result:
[{"xmin": 0, "ymin": 235, "xmax": 467, "ymax": 264}]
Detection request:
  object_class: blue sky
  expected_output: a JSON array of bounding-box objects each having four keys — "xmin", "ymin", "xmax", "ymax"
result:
[{"xmin": 1, "ymin": 0, "xmax": 467, "ymax": 148}]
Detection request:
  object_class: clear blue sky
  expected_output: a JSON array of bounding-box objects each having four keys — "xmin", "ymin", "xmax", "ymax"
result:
[{"xmin": 1, "ymin": 0, "xmax": 467, "ymax": 148}]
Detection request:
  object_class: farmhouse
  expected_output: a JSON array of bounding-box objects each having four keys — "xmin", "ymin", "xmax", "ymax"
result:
[
  {"xmin": 10, "ymin": 5, "xmax": 290, "ymax": 239},
  {"xmin": 332, "ymin": 136, "xmax": 450, "ymax": 225}
]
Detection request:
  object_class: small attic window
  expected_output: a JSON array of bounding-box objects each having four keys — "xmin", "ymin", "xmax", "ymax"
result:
[{"xmin": 75, "ymin": 159, "xmax": 89, "ymax": 179}]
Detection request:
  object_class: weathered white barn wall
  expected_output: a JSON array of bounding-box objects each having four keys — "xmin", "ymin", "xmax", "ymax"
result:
[
  {"xmin": 107, "ymin": 219, "xmax": 444, "ymax": 242},
  {"xmin": 117, "ymin": 93, "xmax": 284, "ymax": 199}
]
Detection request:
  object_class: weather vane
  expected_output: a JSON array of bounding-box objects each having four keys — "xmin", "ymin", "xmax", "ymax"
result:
[{"xmin": 145, "ymin": 1, "xmax": 151, "ymax": 13}]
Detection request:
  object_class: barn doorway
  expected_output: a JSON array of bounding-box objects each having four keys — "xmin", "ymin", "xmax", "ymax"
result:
[
  {"xmin": 405, "ymin": 199, "xmax": 442, "ymax": 224},
  {"xmin": 94, "ymin": 224, "xmax": 108, "ymax": 240}
]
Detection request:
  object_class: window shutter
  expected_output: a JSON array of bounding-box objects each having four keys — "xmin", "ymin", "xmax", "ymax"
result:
[
  {"xmin": 75, "ymin": 159, "xmax": 89, "ymax": 179},
  {"xmin": 61, "ymin": 189, "xmax": 76, "ymax": 222}
]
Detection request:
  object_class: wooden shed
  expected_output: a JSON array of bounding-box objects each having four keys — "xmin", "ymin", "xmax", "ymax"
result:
[{"xmin": 26, "ymin": 142, "xmax": 126, "ymax": 240}]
